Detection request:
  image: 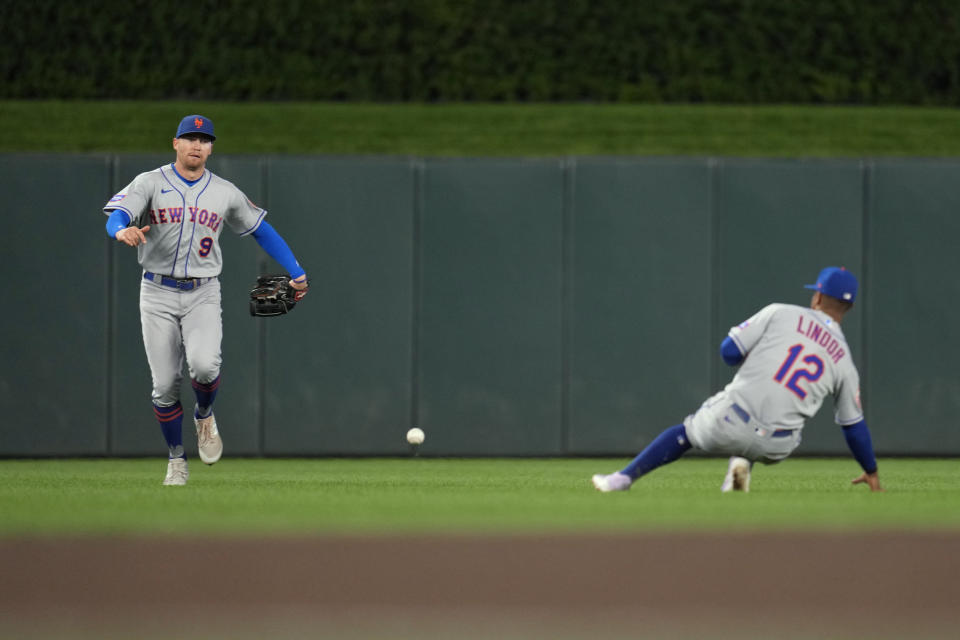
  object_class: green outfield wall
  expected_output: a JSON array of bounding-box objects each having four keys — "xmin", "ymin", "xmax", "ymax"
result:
[{"xmin": 1, "ymin": 155, "xmax": 958, "ymax": 457}]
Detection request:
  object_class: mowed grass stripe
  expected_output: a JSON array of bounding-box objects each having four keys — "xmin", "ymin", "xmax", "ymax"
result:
[
  {"xmin": 0, "ymin": 458, "xmax": 957, "ymax": 535},
  {"xmin": 2, "ymin": 101, "xmax": 960, "ymax": 157}
]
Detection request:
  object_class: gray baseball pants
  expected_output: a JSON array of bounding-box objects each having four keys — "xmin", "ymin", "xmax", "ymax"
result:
[{"xmin": 139, "ymin": 278, "xmax": 222, "ymax": 407}]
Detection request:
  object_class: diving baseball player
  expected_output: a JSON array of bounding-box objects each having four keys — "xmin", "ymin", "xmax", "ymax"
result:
[
  {"xmin": 592, "ymin": 266, "xmax": 882, "ymax": 493},
  {"xmin": 104, "ymin": 115, "xmax": 308, "ymax": 485}
]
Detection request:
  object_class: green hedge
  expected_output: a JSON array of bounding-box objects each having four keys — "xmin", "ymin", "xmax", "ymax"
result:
[{"xmin": 3, "ymin": 0, "xmax": 959, "ymax": 103}]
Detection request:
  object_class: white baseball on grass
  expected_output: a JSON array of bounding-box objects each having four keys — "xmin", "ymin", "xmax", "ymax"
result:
[{"xmin": 406, "ymin": 427, "xmax": 425, "ymax": 445}]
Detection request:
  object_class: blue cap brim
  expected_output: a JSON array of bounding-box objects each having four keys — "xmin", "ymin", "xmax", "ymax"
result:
[{"xmin": 177, "ymin": 132, "xmax": 216, "ymax": 141}]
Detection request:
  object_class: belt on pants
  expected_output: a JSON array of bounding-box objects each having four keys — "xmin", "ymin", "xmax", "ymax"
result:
[
  {"xmin": 732, "ymin": 403, "xmax": 796, "ymax": 438},
  {"xmin": 769, "ymin": 428, "xmax": 797, "ymax": 438},
  {"xmin": 144, "ymin": 272, "xmax": 215, "ymax": 291}
]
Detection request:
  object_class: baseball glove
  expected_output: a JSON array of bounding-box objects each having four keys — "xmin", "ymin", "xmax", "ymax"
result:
[{"xmin": 249, "ymin": 274, "xmax": 308, "ymax": 317}]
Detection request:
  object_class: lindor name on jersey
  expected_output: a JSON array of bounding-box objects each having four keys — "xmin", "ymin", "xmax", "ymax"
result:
[{"xmin": 796, "ymin": 314, "xmax": 846, "ymax": 364}]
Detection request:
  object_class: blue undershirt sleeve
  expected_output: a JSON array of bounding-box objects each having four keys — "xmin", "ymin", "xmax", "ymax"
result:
[
  {"xmin": 720, "ymin": 336, "xmax": 745, "ymax": 366},
  {"xmin": 842, "ymin": 419, "xmax": 878, "ymax": 474},
  {"xmin": 105, "ymin": 209, "xmax": 131, "ymax": 238},
  {"xmin": 251, "ymin": 220, "xmax": 306, "ymax": 280}
]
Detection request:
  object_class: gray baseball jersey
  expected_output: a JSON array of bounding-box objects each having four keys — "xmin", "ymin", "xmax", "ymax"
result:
[
  {"xmin": 725, "ymin": 303, "xmax": 863, "ymax": 429},
  {"xmin": 103, "ymin": 164, "xmax": 266, "ymax": 278}
]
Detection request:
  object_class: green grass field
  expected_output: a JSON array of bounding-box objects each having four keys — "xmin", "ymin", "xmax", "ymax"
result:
[
  {"xmin": 3, "ymin": 100, "xmax": 960, "ymax": 157},
  {"xmin": 2, "ymin": 457, "xmax": 957, "ymax": 536}
]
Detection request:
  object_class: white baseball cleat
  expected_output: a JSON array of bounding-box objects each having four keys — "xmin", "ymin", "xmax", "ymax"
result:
[
  {"xmin": 163, "ymin": 457, "xmax": 189, "ymax": 486},
  {"xmin": 592, "ymin": 472, "xmax": 633, "ymax": 492},
  {"xmin": 721, "ymin": 456, "xmax": 751, "ymax": 493},
  {"xmin": 195, "ymin": 413, "xmax": 223, "ymax": 465}
]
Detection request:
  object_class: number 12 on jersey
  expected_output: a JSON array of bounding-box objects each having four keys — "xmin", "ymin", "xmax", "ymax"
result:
[{"xmin": 774, "ymin": 344, "xmax": 824, "ymax": 400}]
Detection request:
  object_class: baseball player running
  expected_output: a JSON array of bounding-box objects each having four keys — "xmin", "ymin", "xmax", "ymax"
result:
[
  {"xmin": 592, "ymin": 267, "xmax": 882, "ymax": 493},
  {"xmin": 104, "ymin": 115, "xmax": 308, "ymax": 485}
]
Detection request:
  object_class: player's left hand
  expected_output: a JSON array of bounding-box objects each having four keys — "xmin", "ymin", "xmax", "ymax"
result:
[
  {"xmin": 289, "ymin": 275, "xmax": 309, "ymax": 302},
  {"xmin": 851, "ymin": 471, "xmax": 884, "ymax": 492}
]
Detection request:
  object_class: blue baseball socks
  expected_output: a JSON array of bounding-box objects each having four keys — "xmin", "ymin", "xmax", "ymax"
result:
[
  {"xmin": 153, "ymin": 401, "xmax": 185, "ymax": 459},
  {"xmin": 191, "ymin": 375, "xmax": 220, "ymax": 419},
  {"xmin": 621, "ymin": 423, "xmax": 692, "ymax": 479}
]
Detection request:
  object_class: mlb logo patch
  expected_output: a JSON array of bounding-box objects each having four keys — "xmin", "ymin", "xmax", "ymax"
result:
[{"xmin": 109, "ymin": 194, "xmax": 126, "ymax": 203}]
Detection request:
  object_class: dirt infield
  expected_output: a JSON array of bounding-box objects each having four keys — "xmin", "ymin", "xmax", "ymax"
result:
[{"xmin": 2, "ymin": 532, "xmax": 958, "ymax": 639}]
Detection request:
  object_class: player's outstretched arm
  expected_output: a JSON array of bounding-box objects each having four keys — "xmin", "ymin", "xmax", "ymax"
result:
[
  {"xmin": 852, "ymin": 471, "xmax": 883, "ymax": 492},
  {"xmin": 251, "ymin": 221, "xmax": 307, "ymax": 295},
  {"xmin": 290, "ymin": 274, "xmax": 308, "ymax": 289},
  {"xmin": 842, "ymin": 419, "xmax": 883, "ymax": 492}
]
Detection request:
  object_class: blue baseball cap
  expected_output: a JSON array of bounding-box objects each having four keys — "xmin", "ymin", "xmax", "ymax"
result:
[
  {"xmin": 804, "ymin": 266, "xmax": 857, "ymax": 302},
  {"xmin": 175, "ymin": 114, "xmax": 216, "ymax": 140}
]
